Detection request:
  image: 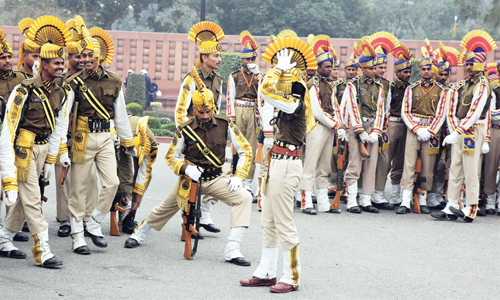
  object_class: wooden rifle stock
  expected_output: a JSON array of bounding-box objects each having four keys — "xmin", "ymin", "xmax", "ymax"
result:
[
  {"xmin": 329, "ymin": 141, "xmax": 347, "ymax": 212},
  {"xmin": 110, "ymin": 204, "xmax": 126, "ymax": 236},
  {"xmin": 413, "ymin": 146, "xmax": 425, "ymax": 213},
  {"xmin": 255, "ymin": 143, "xmax": 264, "ymax": 163},
  {"xmin": 182, "ymin": 181, "xmax": 200, "ymax": 260},
  {"xmin": 59, "ymin": 166, "xmax": 68, "ymax": 188}
]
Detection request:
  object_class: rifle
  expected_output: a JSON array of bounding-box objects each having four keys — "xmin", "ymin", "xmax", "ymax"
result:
[
  {"xmin": 355, "ymin": 79, "xmax": 370, "ymax": 160},
  {"xmin": 110, "ymin": 190, "xmax": 127, "ymax": 236},
  {"xmin": 254, "ymin": 131, "xmax": 264, "ymax": 164},
  {"xmin": 59, "ymin": 166, "xmax": 68, "ymax": 188},
  {"xmin": 413, "ymin": 143, "xmax": 426, "ymax": 213},
  {"xmin": 231, "ymin": 146, "xmax": 239, "ymax": 175},
  {"xmin": 182, "ymin": 178, "xmax": 202, "ymax": 259},
  {"xmin": 39, "ymin": 175, "xmax": 49, "ymax": 203},
  {"xmin": 328, "ymin": 140, "xmax": 347, "ymax": 213}
]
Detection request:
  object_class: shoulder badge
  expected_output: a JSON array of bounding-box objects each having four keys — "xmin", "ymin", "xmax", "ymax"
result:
[
  {"xmin": 313, "ymin": 76, "xmax": 319, "ymax": 87},
  {"xmin": 390, "ymin": 81, "xmax": 396, "ymax": 89},
  {"xmin": 16, "ymin": 86, "xmax": 27, "ymax": 95},
  {"xmin": 479, "ymin": 76, "xmax": 488, "ymax": 85},
  {"xmin": 435, "ymin": 82, "xmax": 446, "ymax": 90},
  {"xmin": 63, "ymin": 83, "xmax": 71, "ymax": 92}
]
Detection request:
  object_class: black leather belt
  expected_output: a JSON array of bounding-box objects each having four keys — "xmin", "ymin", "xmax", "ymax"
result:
[
  {"xmin": 201, "ymin": 167, "xmax": 222, "ymax": 181},
  {"xmin": 89, "ymin": 120, "xmax": 111, "ymax": 132},
  {"xmin": 35, "ymin": 134, "xmax": 49, "ymax": 145}
]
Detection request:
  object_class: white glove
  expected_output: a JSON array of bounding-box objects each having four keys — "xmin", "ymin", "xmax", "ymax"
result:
[
  {"xmin": 59, "ymin": 152, "xmax": 71, "ymax": 168},
  {"xmin": 359, "ymin": 131, "xmax": 369, "ymax": 143},
  {"xmin": 185, "ymin": 165, "xmax": 203, "ymax": 182},
  {"xmin": 442, "ymin": 131, "xmax": 460, "ymax": 146},
  {"xmin": 337, "ymin": 129, "xmax": 346, "ymax": 141},
  {"xmin": 275, "ymin": 49, "xmax": 297, "ymax": 72},
  {"xmin": 368, "ymin": 132, "xmax": 378, "ymax": 144},
  {"xmin": 32, "ymin": 60, "xmax": 40, "ymax": 76},
  {"xmin": 43, "ymin": 163, "xmax": 54, "ymax": 182},
  {"xmin": 481, "ymin": 142, "xmax": 490, "ymax": 154},
  {"xmin": 4, "ymin": 190, "xmax": 18, "ymax": 206},
  {"xmin": 416, "ymin": 128, "xmax": 431, "ymax": 142},
  {"xmin": 263, "ymin": 137, "xmax": 274, "ymax": 149},
  {"xmin": 227, "ymin": 176, "xmax": 243, "ymax": 192},
  {"xmin": 247, "ymin": 63, "xmax": 260, "ymax": 75}
]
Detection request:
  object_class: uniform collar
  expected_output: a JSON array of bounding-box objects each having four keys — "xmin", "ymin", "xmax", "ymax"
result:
[
  {"xmin": 396, "ymin": 78, "xmax": 409, "ymax": 86},
  {"xmin": 0, "ymin": 71, "xmax": 13, "ymax": 80},
  {"xmin": 191, "ymin": 115, "xmax": 218, "ymax": 130},
  {"xmin": 361, "ymin": 75, "xmax": 375, "ymax": 84},
  {"xmin": 469, "ymin": 72, "xmax": 483, "ymax": 84},
  {"xmin": 81, "ymin": 66, "xmax": 109, "ymax": 80},
  {"xmin": 420, "ymin": 78, "xmax": 434, "ymax": 88},
  {"xmin": 34, "ymin": 75, "xmax": 60, "ymax": 94},
  {"xmin": 199, "ymin": 65, "xmax": 215, "ymax": 79}
]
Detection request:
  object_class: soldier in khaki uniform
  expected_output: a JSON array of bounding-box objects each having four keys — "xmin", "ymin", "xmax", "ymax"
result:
[
  {"xmin": 383, "ymin": 44, "xmax": 413, "ymax": 206},
  {"xmin": 483, "ymin": 63, "xmax": 500, "ymax": 214},
  {"xmin": 227, "ymin": 30, "xmax": 261, "ymax": 195},
  {"xmin": 434, "ymin": 30, "xmax": 495, "ymax": 222},
  {"xmin": 298, "ymin": 35, "xmax": 343, "ymax": 215},
  {"xmin": 342, "ymin": 39, "xmax": 385, "ymax": 214},
  {"xmin": 0, "ymin": 16, "xmax": 74, "ymax": 267},
  {"xmin": 0, "ymin": 28, "xmax": 31, "ymax": 243},
  {"xmin": 117, "ymin": 115, "xmax": 158, "ymax": 233},
  {"xmin": 241, "ymin": 36, "xmax": 317, "ymax": 293},
  {"xmin": 54, "ymin": 17, "xmax": 98, "ymax": 237},
  {"xmin": 396, "ymin": 47, "xmax": 448, "ymax": 214},
  {"xmin": 175, "ymin": 22, "xmax": 225, "ymax": 234},
  {"xmin": 17, "ymin": 18, "xmax": 40, "ymax": 78},
  {"xmin": 125, "ymin": 67, "xmax": 253, "ymax": 267},
  {"xmin": 66, "ymin": 26, "xmax": 135, "ymax": 254}
]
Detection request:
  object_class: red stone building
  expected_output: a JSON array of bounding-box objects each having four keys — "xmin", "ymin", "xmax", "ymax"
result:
[{"xmin": 3, "ymin": 26, "xmax": 499, "ymax": 114}]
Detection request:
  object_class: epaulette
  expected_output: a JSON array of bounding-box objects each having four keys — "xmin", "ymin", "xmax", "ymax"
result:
[
  {"xmin": 13, "ymin": 70, "xmax": 28, "ymax": 79},
  {"xmin": 390, "ymin": 81, "xmax": 396, "ymax": 88},
  {"xmin": 349, "ymin": 76, "xmax": 360, "ymax": 83},
  {"xmin": 409, "ymin": 80, "xmax": 420, "ymax": 89},
  {"xmin": 214, "ymin": 114, "xmax": 230, "ymax": 123},
  {"xmin": 65, "ymin": 70, "xmax": 84, "ymax": 84},
  {"xmin": 213, "ymin": 70, "xmax": 222, "ymax": 79},
  {"xmin": 374, "ymin": 79, "xmax": 383, "ymax": 86},
  {"xmin": 479, "ymin": 76, "xmax": 488, "ymax": 85},
  {"xmin": 178, "ymin": 117, "xmax": 195, "ymax": 129},
  {"xmin": 435, "ymin": 82, "xmax": 446, "ymax": 90},
  {"xmin": 20, "ymin": 77, "xmax": 36, "ymax": 89},
  {"xmin": 333, "ymin": 78, "xmax": 344, "ymax": 86},
  {"xmin": 492, "ymin": 83, "xmax": 499, "ymax": 90},
  {"xmin": 453, "ymin": 80, "xmax": 466, "ymax": 90},
  {"xmin": 313, "ymin": 76, "xmax": 319, "ymax": 86},
  {"xmin": 230, "ymin": 69, "xmax": 240, "ymax": 76}
]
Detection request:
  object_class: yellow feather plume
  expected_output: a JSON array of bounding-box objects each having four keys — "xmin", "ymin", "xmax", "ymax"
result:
[
  {"xmin": 188, "ymin": 21, "xmax": 225, "ymax": 44},
  {"xmin": 89, "ymin": 27, "xmax": 114, "ymax": 65},
  {"xmin": 27, "ymin": 15, "xmax": 72, "ymax": 47},
  {"xmin": 262, "ymin": 37, "xmax": 317, "ymax": 70},
  {"xmin": 276, "ymin": 30, "xmax": 298, "ymax": 40},
  {"xmin": 18, "ymin": 18, "xmax": 34, "ymax": 38}
]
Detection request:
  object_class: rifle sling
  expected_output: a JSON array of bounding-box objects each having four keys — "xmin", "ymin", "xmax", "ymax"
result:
[
  {"xmin": 73, "ymin": 77, "xmax": 110, "ymax": 121},
  {"xmin": 32, "ymin": 87, "xmax": 55, "ymax": 133}
]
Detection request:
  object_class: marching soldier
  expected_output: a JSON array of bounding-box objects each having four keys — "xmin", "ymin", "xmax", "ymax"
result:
[
  {"xmin": 54, "ymin": 17, "xmax": 99, "ymax": 237},
  {"xmin": 299, "ymin": 35, "xmax": 343, "ymax": 214},
  {"xmin": 227, "ymin": 30, "xmax": 261, "ymax": 196},
  {"xmin": 396, "ymin": 46, "xmax": 448, "ymax": 214},
  {"xmin": 383, "ymin": 43, "xmax": 413, "ymax": 207},
  {"xmin": 241, "ymin": 35, "xmax": 317, "ymax": 293},
  {"xmin": 342, "ymin": 39, "xmax": 385, "ymax": 214},
  {"xmin": 17, "ymin": 18, "xmax": 40, "ymax": 78},
  {"xmin": 117, "ymin": 115, "xmax": 158, "ymax": 233},
  {"xmin": 434, "ymin": 30, "xmax": 495, "ymax": 222},
  {"xmin": 0, "ymin": 27, "xmax": 30, "ymax": 243},
  {"xmin": 483, "ymin": 63, "xmax": 500, "ymax": 214},
  {"xmin": 368, "ymin": 32, "xmax": 400, "ymax": 209},
  {"xmin": 66, "ymin": 25, "xmax": 135, "ymax": 254},
  {"xmin": 124, "ymin": 66, "xmax": 253, "ymax": 267},
  {"xmin": 0, "ymin": 16, "xmax": 74, "ymax": 267},
  {"xmin": 174, "ymin": 22, "xmax": 225, "ymax": 234}
]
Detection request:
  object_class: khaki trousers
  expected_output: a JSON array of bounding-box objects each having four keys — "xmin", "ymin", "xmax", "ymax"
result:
[
  {"xmin": 375, "ymin": 147, "xmax": 389, "ymax": 190},
  {"xmin": 235, "ymin": 106, "xmax": 257, "ymax": 179},
  {"xmin": 145, "ymin": 175, "xmax": 251, "ymax": 231},
  {"xmin": 345, "ymin": 123, "xmax": 379, "ymax": 195},
  {"xmin": 388, "ymin": 122, "xmax": 407, "ymax": 185},
  {"xmin": 400, "ymin": 128, "xmax": 437, "ymax": 191},
  {"xmin": 55, "ymin": 163, "xmax": 98, "ymax": 222},
  {"xmin": 448, "ymin": 126, "xmax": 485, "ymax": 204},
  {"xmin": 299, "ymin": 124, "xmax": 335, "ymax": 191},
  {"xmin": 69, "ymin": 132, "xmax": 119, "ymax": 221},
  {"xmin": 4, "ymin": 144, "xmax": 48, "ymax": 235},
  {"xmin": 262, "ymin": 158, "xmax": 301, "ymax": 251},
  {"xmin": 483, "ymin": 127, "xmax": 500, "ymax": 195}
]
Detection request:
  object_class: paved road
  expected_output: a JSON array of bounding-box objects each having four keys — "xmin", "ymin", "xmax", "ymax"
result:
[{"xmin": 1, "ymin": 143, "xmax": 499, "ymax": 299}]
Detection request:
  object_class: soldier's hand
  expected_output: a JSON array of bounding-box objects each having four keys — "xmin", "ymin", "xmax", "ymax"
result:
[
  {"xmin": 337, "ymin": 129, "xmax": 347, "ymax": 141},
  {"xmin": 358, "ymin": 131, "xmax": 369, "ymax": 143},
  {"xmin": 368, "ymin": 132, "xmax": 378, "ymax": 143},
  {"xmin": 416, "ymin": 128, "xmax": 431, "ymax": 142},
  {"xmin": 442, "ymin": 131, "xmax": 459, "ymax": 146},
  {"xmin": 247, "ymin": 63, "xmax": 260, "ymax": 74},
  {"xmin": 481, "ymin": 142, "xmax": 490, "ymax": 154},
  {"xmin": 4, "ymin": 190, "xmax": 18, "ymax": 206},
  {"xmin": 43, "ymin": 163, "xmax": 54, "ymax": 182},
  {"xmin": 263, "ymin": 137, "xmax": 274, "ymax": 149},
  {"xmin": 227, "ymin": 176, "xmax": 243, "ymax": 192},
  {"xmin": 275, "ymin": 49, "xmax": 297, "ymax": 72},
  {"xmin": 185, "ymin": 165, "xmax": 203, "ymax": 182},
  {"xmin": 60, "ymin": 152, "xmax": 71, "ymax": 168}
]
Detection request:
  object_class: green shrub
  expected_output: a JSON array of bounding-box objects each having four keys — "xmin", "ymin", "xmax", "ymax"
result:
[
  {"xmin": 151, "ymin": 128, "xmax": 175, "ymax": 137},
  {"xmin": 163, "ymin": 122, "xmax": 177, "ymax": 131},
  {"xmin": 143, "ymin": 111, "xmax": 174, "ymax": 119},
  {"xmin": 126, "ymin": 102, "xmax": 143, "ymax": 116},
  {"xmin": 219, "ymin": 51, "xmax": 241, "ymax": 96},
  {"xmin": 125, "ymin": 73, "xmax": 146, "ymax": 107},
  {"xmin": 148, "ymin": 117, "xmax": 162, "ymax": 129},
  {"xmin": 410, "ymin": 58, "xmax": 421, "ymax": 83}
]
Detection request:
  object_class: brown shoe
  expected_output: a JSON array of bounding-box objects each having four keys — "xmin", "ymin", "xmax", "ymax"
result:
[
  {"xmin": 269, "ymin": 282, "xmax": 298, "ymax": 293},
  {"xmin": 240, "ymin": 276, "xmax": 277, "ymax": 287}
]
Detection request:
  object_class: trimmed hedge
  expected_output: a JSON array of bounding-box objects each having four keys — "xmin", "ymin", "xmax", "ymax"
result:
[
  {"xmin": 148, "ymin": 117, "xmax": 162, "ymax": 129},
  {"xmin": 219, "ymin": 51, "xmax": 242, "ymax": 97},
  {"xmin": 126, "ymin": 73, "xmax": 146, "ymax": 107},
  {"xmin": 126, "ymin": 102, "xmax": 143, "ymax": 116}
]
